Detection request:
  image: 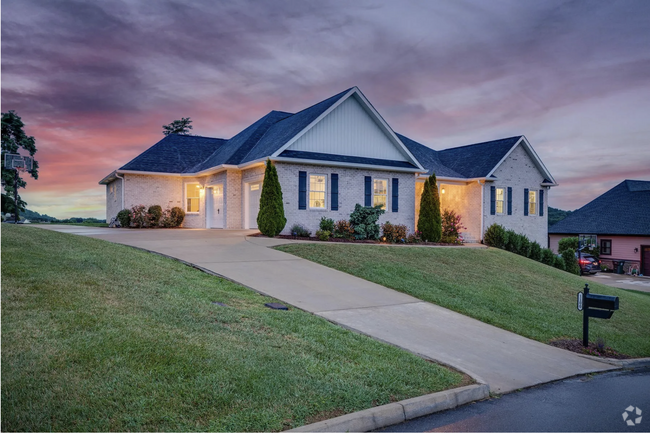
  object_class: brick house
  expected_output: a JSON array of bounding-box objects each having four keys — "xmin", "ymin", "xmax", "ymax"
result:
[
  {"xmin": 100, "ymin": 87, "xmax": 556, "ymax": 244},
  {"xmin": 549, "ymin": 180, "xmax": 650, "ymax": 275}
]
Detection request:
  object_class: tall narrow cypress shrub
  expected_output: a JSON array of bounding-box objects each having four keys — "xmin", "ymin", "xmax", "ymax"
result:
[
  {"xmin": 257, "ymin": 159, "xmax": 286, "ymax": 237},
  {"xmin": 418, "ymin": 173, "xmax": 442, "ymax": 242}
]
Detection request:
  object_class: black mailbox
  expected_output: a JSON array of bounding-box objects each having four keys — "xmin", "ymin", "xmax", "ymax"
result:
[
  {"xmin": 577, "ymin": 284, "xmax": 619, "ymax": 346},
  {"xmin": 586, "ymin": 293, "xmax": 619, "ymax": 311}
]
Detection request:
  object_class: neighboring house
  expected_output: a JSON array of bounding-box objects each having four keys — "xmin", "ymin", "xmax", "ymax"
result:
[
  {"xmin": 100, "ymin": 87, "xmax": 556, "ymax": 244},
  {"xmin": 549, "ymin": 180, "xmax": 650, "ymax": 275}
]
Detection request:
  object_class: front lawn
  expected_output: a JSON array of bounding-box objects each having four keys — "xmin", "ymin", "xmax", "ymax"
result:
[
  {"xmin": 276, "ymin": 244, "xmax": 650, "ymax": 358},
  {"xmin": 1, "ymin": 225, "xmax": 462, "ymax": 432}
]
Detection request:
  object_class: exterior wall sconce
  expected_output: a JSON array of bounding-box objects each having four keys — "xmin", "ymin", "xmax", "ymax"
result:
[
  {"xmin": 441, "ymin": 187, "xmax": 446, "ymax": 194},
  {"xmin": 634, "ymin": 247, "xmax": 639, "ymax": 253}
]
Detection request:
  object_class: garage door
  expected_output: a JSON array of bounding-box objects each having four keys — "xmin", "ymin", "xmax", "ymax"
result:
[{"xmin": 248, "ymin": 182, "xmax": 262, "ymax": 229}]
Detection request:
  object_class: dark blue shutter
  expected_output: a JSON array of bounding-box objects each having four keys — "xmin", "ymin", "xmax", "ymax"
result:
[
  {"xmin": 331, "ymin": 174, "xmax": 339, "ymax": 211},
  {"xmin": 539, "ymin": 190, "xmax": 544, "ymax": 216},
  {"xmin": 490, "ymin": 186, "xmax": 496, "ymax": 215},
  {"xmin": 364, "ymin": 176, "xmax": 372, "ymax": 207},
  {"xmin": 524, "ymin": 188, "xmax": 529, "ymax": 216},
  {"xmin": 298, "ymin": 171, "xmax": 307, "ymax": 210},
  {"xmin": 391, "ymin": 178, "xmax": 399, "ymax": 212},
  {"xmin": 507, "ymin": 187, "xmax": 512, "ymax": 215}
]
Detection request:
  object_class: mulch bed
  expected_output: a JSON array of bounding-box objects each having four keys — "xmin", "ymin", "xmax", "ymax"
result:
[
  {"xmin": 548, "ymin": 338, "xmax": 631, "ymax": 359},
  {"xmin": 251, "ymin": 233, "xmax": 461, "ymax": 246}
]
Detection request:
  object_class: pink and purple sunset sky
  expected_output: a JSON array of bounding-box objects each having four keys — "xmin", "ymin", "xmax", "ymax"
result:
[{"xmin": 2, "ymin": 0, "xmax": 649, "ymax": 219}]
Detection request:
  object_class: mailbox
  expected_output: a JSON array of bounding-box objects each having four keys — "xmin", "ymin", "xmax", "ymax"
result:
[
  {"xmin": 586, "ymin": 293, "xmax": 619, "ymax": 311},
  {"xmin": 578, "ymin": 284, "xmax": 619, "ymax": 346}
]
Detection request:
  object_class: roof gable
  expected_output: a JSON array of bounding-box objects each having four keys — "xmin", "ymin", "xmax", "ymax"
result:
[
  {"xmin": 437, "ymin": 136, "xmax": 521, "ymax": 178},
  {"xmin": 397, "ymin": 134, "xmax": 465, "ymax": 178},
  {"xmin": 549, "ymin": 180, "xmax": 650, "ymax": 236}
]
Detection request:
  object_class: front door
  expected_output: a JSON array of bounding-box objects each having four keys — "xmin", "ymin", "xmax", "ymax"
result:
[
  {"xmin": 207, "ymin": 185, "xmax": 224, "ymax": 228},
  {"xmin": 642, "ymin": 245, "xmax": 650, "ymax": 276},
  {"xmin": 248, "ymin": 182, "xmax": 262, "ymax": 229}
]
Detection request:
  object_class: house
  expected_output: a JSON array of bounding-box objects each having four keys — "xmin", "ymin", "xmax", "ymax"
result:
[
  {"xmin": 549, "ymin": 180, "xmax": 650, "ymax": 275},
  {"xmin": 100, "ymin": 87, "xmax": 556, "ymax": 244}
]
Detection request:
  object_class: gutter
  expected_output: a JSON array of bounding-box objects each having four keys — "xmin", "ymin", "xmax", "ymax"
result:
[
  {"xmin": 478, "ymin": 179, "xmax": 485, "ymax": 241},
  {"xmin": 115, "ymin": 172, "xmax": 125, "ymax": 210}
]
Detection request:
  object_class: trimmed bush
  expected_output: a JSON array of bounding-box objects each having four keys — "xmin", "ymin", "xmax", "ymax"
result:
[
  {"xmin": 117, "ymin": 209, "xmax": 131, "ymax": 228},
  {"xmin": 406, "ymin": 231, "xmax": 422, "ymax": 243},
  {"xmin": 257, "ymin": 159, "xmax": 286, "ymax": 237},
  {"xmin": 504, "ymin": 229, "xmax": 520, "ymax": 253},
  {"xmin": 540, "ymin": 248, "xmax": 556, "ymax": 266},
  {"xmin": 381, "ymin": 221, "xmax": 407, "ymax": 243},
  {"xmin": 170, "ymin": 207, "xmax": 185, "ymax": 227},
  {"xmin": 148, "ymin": 205, "xmax": 162, "ymax": 226},
  {"xmin": 319, "ymin": 217, "xmax": 335, "ymax": 233},
  {"xmin": 519, "ymin": 235, "xmax": 531, "ymax": 258},
  {"xmin": 553, "ymin": 255, "xmax": 566, "ymax": 271},
  {"xmin": 558, "ymin": 237, "xmax": 579, "ymax": 254},
  {"xmin": 529, "ymin": 241, "xmax": 542, "ymax": 261},
  {"xmin": 483, "ymin": 223, "xmax": 507, "ymax": 248},
  {"xmin": 130, "ymin": 204, "xmax": 148, "ymax": 228},
  {"xmin": 417, "ymin": 174, "xmax": 442, "ymax": 242},
  {"xmin": 333, "ymin": 220, "xmax": 354, "ymax": 239},
  {"xmin": 562, "ymin": 248, "xmax": 580, "ymax": 275},
  {"xmin": 315, "ymin": 229, "xmax": 331, "ymax": 241},
  {"xmin": 289, "ymin": 224, "xmax": 311, "ymax": 238},
  {"xmin": 441, "ymin": 209, "xmax": 466, "ymax": 244},
  {"xmin": 349, "ymin": 204, "xmax": 385, "ymax": 240}
]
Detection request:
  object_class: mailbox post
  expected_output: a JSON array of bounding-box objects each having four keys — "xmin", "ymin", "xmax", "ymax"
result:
[{"xmin": 577, "ymin": 283, "xmax": 619, "ymax": 347}]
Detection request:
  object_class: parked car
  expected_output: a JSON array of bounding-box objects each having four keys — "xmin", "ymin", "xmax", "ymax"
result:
[{"xmin": 577, "ymin": 253, "xmax": 601, "ymax": 275}]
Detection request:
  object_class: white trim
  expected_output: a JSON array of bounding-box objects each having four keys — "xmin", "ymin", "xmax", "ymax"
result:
[
  {"xmin": 270, "ymin": 156, "xmax": 422, "ymax": 173},
  {"xmin": 485, "ymin": 136, "xmax": 557, "ymax": 186},
  {"xmin": 528, "ymin": 189, "xmax": 538, "ymax": 216},
  {"xmin": 308, "ymin": 173, "xmax": 328, "ymax": 210},
  {"xmin": 244, "ymin": 180, "xmax": 263, "ymax": 229},
  {"xmin": 479, "ymin": 180, "xmax": 485, "ymax": 241},
  {"xmin": 372, "ymin": 177, "xmax": 389, "ymax": 210},
  {"xmin": 184, "ymin": 181, "xmax": 201, "ymax": 214},
  {"xmin": 495, "ymin": 187, "xmax": 505, "ymax": 215}
]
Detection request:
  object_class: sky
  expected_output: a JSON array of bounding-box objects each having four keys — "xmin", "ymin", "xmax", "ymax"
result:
[{"xmin": 2, "ymin": 0, "xmax": 649, "ymax": 219}]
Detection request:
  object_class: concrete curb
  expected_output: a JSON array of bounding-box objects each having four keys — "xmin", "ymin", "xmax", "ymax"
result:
[
  {"xmin": 575, "ymin": 353, "xmax": 650, "ymax": 369},
  {"xmin": 288, "ymin": 384, "xmax": 490, "ymax": 432}
]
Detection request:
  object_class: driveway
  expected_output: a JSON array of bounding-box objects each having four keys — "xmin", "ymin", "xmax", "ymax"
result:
[
  {"xmin": 586, "ymin": 273, "xmax": 650, "ymax": 293},
  {"xmin": 34, "ymin": 225, "xmax": 616, "ymax": 393}
]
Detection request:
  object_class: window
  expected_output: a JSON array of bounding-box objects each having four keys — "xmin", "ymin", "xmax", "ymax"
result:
[
  {"xmin": 186, "ymin": 183, "xmax": 200, "ymax": 212},
  {"xmin": 496, "ymin": 188, "xmax": 505, "ymax": 214},
  {"xmin": 373, "ymin": 179, "xmax": 388, "ymax": 209},
  {"xmin": 599, "ymin": 239, "xmax": 611, "ymax": 255},
  {"xmin": 528, "ymin": 190, "xmax": 537, "ymax": 215},
  {"xmin": 309, "ymin": 174, "xmax": 326, "ymax": 209}
]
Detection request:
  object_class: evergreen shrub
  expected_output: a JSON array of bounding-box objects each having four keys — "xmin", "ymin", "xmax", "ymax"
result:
[
  {"xmin": 117, "ymin": 209, "xmax": 131, "ymax": 228},
  {"xmin": 257, "ymin": 160, "xmax": 286, "ymax": 237},
  {"xmin": 349, "ymin": 204, "xmax": 384, "ymax": 240}
]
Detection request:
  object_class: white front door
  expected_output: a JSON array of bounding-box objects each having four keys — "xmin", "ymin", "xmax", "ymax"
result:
[
  {"xmin": 207, "ymin": 185, "xmax": 224, "ymax": 228},
  {"xmin": 248, "ymin": 182, "xmax": 262, "ymax": 229}
]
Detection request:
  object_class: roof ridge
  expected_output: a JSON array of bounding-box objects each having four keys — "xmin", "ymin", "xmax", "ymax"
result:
[{"xmin": 439, "ymin": 135, "xmax": 523, "ymax": 152}]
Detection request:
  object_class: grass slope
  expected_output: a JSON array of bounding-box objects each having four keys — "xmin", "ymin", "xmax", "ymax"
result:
[
  {"xmin": 276, "ymin": 244, "xmax": 650, "ymax": 357},
  {"xmin": 1, "ymin": 225, "xmax": 462, "ymax": 432}
]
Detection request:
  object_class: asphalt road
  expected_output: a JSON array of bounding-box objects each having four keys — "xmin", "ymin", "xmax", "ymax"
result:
[{"xmin": 379, "ymin": 367, "xmax": 650, "ymax": 432}]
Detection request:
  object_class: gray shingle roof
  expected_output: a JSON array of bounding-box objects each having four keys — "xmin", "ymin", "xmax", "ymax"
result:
[
  {"xmin": 279, "ymin": 150, "xmax": 418, "ymax": 169},
  {"xmin": 549, "ymin": 180, "xmax": 650, "ymax": 236},
  {"xmin": 396, "ymin": 134, "xmax": 465, "ymax": 177}
]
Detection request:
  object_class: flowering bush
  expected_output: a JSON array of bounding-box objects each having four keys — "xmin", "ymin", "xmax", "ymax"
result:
[
  {"xmin": 130, "ymin": 204, "xmax": 149, "ymax": 228},
  {"xmin": 407, "ymin": 231, "xmax": 422, "ymax": 243},
  {"xmin": 381, "ymin": 221, "xmax": 407, "ymax": 243},
  {"xmin": 333, "ymin": 219, "xmax": 354, "ymax": 239},
  {"xmin": 441, "ymin": 209, "xmax": 466, "ymax": 244}
]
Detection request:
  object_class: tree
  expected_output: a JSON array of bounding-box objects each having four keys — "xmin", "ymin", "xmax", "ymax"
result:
[
  {"xmin": 162, "ymin": 117, "xmax": 193, "ymax": 136},
  {"xmin": 1, "ymin": 111, "xmax": 39, "ymax": 216},
  {"xmin": 417, "ymin": 173, "xmax": 442, "ymax": 242},
  {"xmin": 257, "ymin": 159, "xmax": 286, "ymax": 237}
]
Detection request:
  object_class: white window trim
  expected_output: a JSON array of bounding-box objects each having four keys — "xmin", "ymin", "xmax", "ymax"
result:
[
  {"xmin": 373, "ymin": 178, "xmax": 389, "ymax": 210},
  {"xmin": 529, "ymin": 190, "xmax": 537, "ymax": 216},
  {"xmin": 496, "ymin": 187, "xmax": 505, "ymax": 215},
  {"xmin": 184, "ymin": 182, "xmax": 201, "ymax": 214},
  {"xmin": 309, "ymin": 173, "xmax": 328, "ymax": 210}
]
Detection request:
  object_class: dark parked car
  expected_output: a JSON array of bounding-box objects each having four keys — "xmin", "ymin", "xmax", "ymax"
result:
[{"xmin": 578, "ymin": 253, "xmax": 601, "ymax": 275}]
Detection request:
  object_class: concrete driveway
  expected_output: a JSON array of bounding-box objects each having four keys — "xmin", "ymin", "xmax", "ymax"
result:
[
  {"xmin": 34, "ymin": 225, "xmax": 616, "ymax": 394},
  {"xmin": 586, "ymin": 273, "xmax": 650, "ymax": 293}
]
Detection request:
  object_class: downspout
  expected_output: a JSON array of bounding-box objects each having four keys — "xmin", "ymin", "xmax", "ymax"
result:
[
  {"xmin": 115, "ymin": 172, "xmax": 125, "ymax": 210},
  {"xmin": 478, "ymin": 180, "xmax": 484, "ymax": 242}
]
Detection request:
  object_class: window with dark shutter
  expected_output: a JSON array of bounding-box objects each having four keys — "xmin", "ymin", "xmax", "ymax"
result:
[
  {"xmin": 524, "ymin": 188, "xmax": 529, "ymax": 216},
  {"xmin": 507, "ymin": 187, "xmax": 512, "ymax": 215},
  {"xmin": 364, "ymin": 176, "xmax": 372, "ymax": 207},
  {"xmin": 331, "ymin": 174, "xmax": 339, "ymax": 211},
  {"xmin": 490, "ymin": 186, "xmax": 496, "ymax": 215},
  {"xmin": 600, "ymin": 239, "xmax": 612, "ymax": 255},
  {"xmin": 392, "ymin": 178, "xmax": 399, "ymax": 212},
  {"xmin": 539, "ymin": 190, "xmax": 544, "ymax": 217},
  {"xmin": 298, "ymin": 171, "xmax": 307, "ymax": 210}
]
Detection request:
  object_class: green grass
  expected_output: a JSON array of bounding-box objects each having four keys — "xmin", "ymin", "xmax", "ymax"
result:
[
  {"xmin": 1, "ymin": 225, "xmax": 462, "ymax": 432},
  {"xmin": 276, "ymin": 244, "xmax": 650, "ymax": 358}
]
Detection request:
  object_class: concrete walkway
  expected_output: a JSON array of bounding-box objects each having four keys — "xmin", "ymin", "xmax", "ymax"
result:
[{"xmin": 34, "ymin": 225, "xmax": 616, "ymax": 393}]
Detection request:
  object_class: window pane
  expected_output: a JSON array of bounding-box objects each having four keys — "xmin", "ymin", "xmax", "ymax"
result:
[
  {"xmin": 496, "ymin": 201, "xmax": 504, "ymax": 214},
  {"xmin": 496, "ymin": 188, "xmax": 504, "ymax": 214},
  {"xmin": 374, "ymin": 194, "xmax": 386, "ymax": 209},
  {"xmin": 309, "ymin": 175, "xmax": 327, "ymax": 208},
  {"xmin": 310, "ymin": 175, "xmax": 326, "ymax": 191},
  {"xmin": 186, "ymin": 184, "xmax": 200, "ymax": 212},
  {"xmin": 529, "ymin": 191, "xmax": 536, "ymax": 215},
  {"xmin": 374, "ymin": 179, "xmax": 387, "ymax": 195},
  {"xmin": 310, "ymin": 192, "xmax": 325, "ymax": 209},
  {"xmin": 496, "ymin": 188, "xmax": 504, "ymax": 201}
]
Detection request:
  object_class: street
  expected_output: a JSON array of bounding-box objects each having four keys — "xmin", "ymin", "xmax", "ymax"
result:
[{"xmin": 378, "ymin": 367, "xmax": 649, "ymax": 432}]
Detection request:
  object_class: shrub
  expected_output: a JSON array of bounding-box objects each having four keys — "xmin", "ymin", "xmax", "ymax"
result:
[
  {"xmin": 558, "ymin": 237, "xmax": 579, "ymax": 254},
  {"xmin": 540, "ymin": 248, "xmax": 555, "ymax": 266},
  {"xmin": 407, "ymin": 231, "xmax": 422, "ymax": 243},
  {"xmin": 562, "ymin": 248, "xmax": 580, "ymax": 275},
  {"xmin": 148, "ymin": 205, "xmax": 162, "ymax": 226},
  {"xmin": 290, "ymin": 224, "xmax": 311, "ymax": 238},
  {"xmin": 519, "ymin": 235, "xmax": 531, "ymax": 257},
  {"xmin": 483, "ymin": 223, "xmax": 507, "ymax": 248},
  {"xmin": 333, "ymin": 220, "xmax": 354, "ymax": 239},
  {"xmin": 441, "ymin": 209, "xmax": 465, "ymax": 244},
  {"xmin": 504, "ymin": 229, "xmax": 520, "ymax": 253},
  {"xmin": 349, "ymin": 203, "xmax": 385, "ymax": 240},
  {"xmin": 381, "ymin": 221, "xmax": 408, "ymax": 243},
  {"xmin": 316, "ymin": 229, "xmax": 331, "ymax": 241},
  {"xmin": 170, "ymin": 207, "xmax": 185, "ymax": 227},
  {"xmin": 319, "ymin": 217, "xmax": 335, "ymax": 233},
  {"xmin": 257, "ymin": 159, "xmax": 286, "ymax": 237},
  {"xmin": 159, "ymin": 208, "xmax": 174, "ymax": 228},
  {"xmin": 130, "ymin": 204, "xmax": 148, "ymax": 228},
  {"xmin": 529, "ymin": 241, "xmax": 542, "ymax": 261},
  {"xmin": 117, "ymin": 209, "xmax": 131, "ymax": 228},
  {"xmin": 553, "ymin": 255, "xmax": 566, "ymax": 271},
  {"xmin": 417, "ymin": 174, "xmax": 442, "ymax": 242}
]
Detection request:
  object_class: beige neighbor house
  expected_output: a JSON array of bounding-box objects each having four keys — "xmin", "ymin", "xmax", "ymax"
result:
[
  {"xmin": 549, "ymin": 180, "xmax": 650, "ymax": 275},
  {"xmin": 100, "ymin": 87, "xmax": 557, "ymax": 244}
]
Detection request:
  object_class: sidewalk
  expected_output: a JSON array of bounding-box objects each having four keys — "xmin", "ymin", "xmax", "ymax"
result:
[{"xmin": 35, "ymin": 225, "xmax": 616, "ymax": 393}]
